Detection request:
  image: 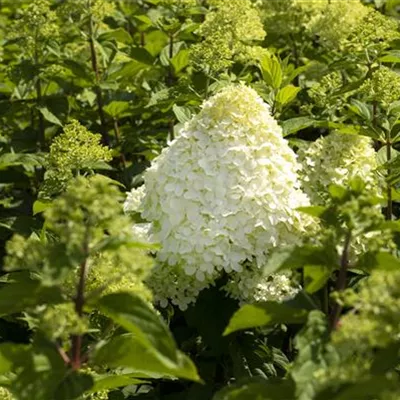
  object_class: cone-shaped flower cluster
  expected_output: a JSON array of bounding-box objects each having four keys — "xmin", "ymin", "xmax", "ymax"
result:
[{"xmin": 133, "ymin": 85, "xmax": 311, "ymax": 309}]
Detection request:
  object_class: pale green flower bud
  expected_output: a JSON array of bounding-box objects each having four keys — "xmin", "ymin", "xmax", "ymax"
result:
[{"xmin": 360, "ymin": 66, "xmax": 400, "ymax": 108}]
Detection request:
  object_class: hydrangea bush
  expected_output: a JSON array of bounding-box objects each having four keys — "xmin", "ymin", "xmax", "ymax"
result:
[{"xmin": 3, "ymin": 0, "xmax": 400, "ymax": 399}]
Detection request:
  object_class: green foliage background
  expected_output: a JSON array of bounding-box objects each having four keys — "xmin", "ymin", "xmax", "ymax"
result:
[{"xmin": 1, "ymin": 0, "xmax": 400, "ymax": 399}]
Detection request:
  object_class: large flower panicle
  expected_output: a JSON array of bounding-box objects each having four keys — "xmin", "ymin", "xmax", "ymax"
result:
[
  {"xmin": 298, "ymin": 132, "xmax": 378, "ymax": 205},
  {"xmin": 132, "ymin": 85, "xmax": 311, "ymax": 309}
]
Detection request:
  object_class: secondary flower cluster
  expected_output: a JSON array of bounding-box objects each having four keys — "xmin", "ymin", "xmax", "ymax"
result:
[
  {"xmin": 298, "ymin": 132, "xmax": 378, "ymax": 205},
  {"xmin": 128, "ymin": 85, "xmax": 311, "ymax": 309}
]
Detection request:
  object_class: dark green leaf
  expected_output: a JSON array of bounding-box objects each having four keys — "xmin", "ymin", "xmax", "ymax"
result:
[
  {"xmin": 54, "ymin": 371, "xmax": 94, "ymax": 400},
  {"xmin": 93, "ymin": 333, "xmax": 200, "ymax": 382},
  {"xmin": 281, "ymin": 117, "xmax": 316, "ymax": 136},
  {"xmin": 0, "ymin": 281, "xmax": 63, "ymax": 316},
  {"xmin": 213, "ymin": 378, "xmax": 295, "ymax": 400},
  {"xmin": 96, "ymin": 292, "xmax": 177, "ymax": 361}
]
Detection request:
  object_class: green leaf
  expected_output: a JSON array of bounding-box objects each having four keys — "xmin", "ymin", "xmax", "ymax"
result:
[
  {"xmin": 0, "ymin": 343, "xmax": 30, "ymax": 374},
  {"xmin": 348, "ymin": 99, "xmax": 371, "ymax": 121},
  {"xmin": 223, "ymin": 302, "xmax": 309, "ymax": 335},
  {"xmin": 38, "ymin": 107, "xmax": 63, "ymax": 127},
  {"xmin": 315, "ymin": 376, "xmax": 400, "ymax": 400},
  {"xmin": 213, "ymin": 378, "xmax": 295, "ymax": 400},
  {"xmin": 130, "ymin": 47, "xmax": 155, "ymax": 65},
  {"xmin": 98, "ymin": 28, "xmax": 132, "ymax": 44},
  {"xmin": 0, "ymin": 153, "xmax": 44, "ymax": 171},
  {"xmin": 89, "ymin": 374, "xmax": 147, "ymax": 393},
  {"xmin": 281, "ymin": 117, "xmax": 316, "ymax": 136},
  {"xmin": 10, "ymin": 337, "xmax": 67, "ymax": 400},
  {"xmin": 304, "ymin": 265, "xmax": 331, "ymax": 294},
  {"xmin": 263, "ymin": 245, "xmax": 334, "ymax": 277},
  {"xmin": 380, "ymin": 50, "xmax": 400, "ymax": 63},
  {"xmin": 95, "ymin": 292, "xmax": 177, "ymax": 361},
  {"xmin": 0, "ymin": 281, "xmax": 63, "ymax": 316},
  {"xmin": 54, "ymin": 371, "xmax": 93, "ymax": 400},
  {"xmin": 172, "ymin": 104, "xmax": 192, "ymax": 123},
  {"xmin": 103, "ymin": 101, "xmax": 130, "ymax": 118},
  {"xmin": 357, "ymin": 251, "xmax": 400, "ymax": 271},
  {"xmin": 171, "ymin": 49, "xmax": 189, "ymax": 74},
  {"xmin": 297, "ymin": 206, "xmax": 326, "ymax": 218},
  {"xmin": 260, "ymin": 55, "xmax": 282, "ymax": 90},
  {"xmin": 109, "ymin": 60, "xmax": 150, "ymax": 81},
  {"xmin": 276, "ymin": 85, "xmax": 301, "ymax": 107},
  {"xmin": 292, "ymin": 311, "xmax": 339, "ymax": 400},
  {"xmin": 33, "ymin": 199, "xmax": 52, "ymax": 215},
  {"xmin": 93, "ymin": 333, "xmax": 200, "ymax": 382}
]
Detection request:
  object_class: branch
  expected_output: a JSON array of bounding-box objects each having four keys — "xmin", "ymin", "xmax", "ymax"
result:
[{"xmin": 71, "ymin": 238, "xmax": 89, "ymax": 370}]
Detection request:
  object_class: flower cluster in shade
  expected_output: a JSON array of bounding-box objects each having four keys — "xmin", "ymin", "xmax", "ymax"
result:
[
  {"xmin": 190, "ymin": 0, "xmax": 266, "ymax": 73},
  {"xmin": 298, "ymin": 132, "xmax": 379, "ymax": 206},
  {"xmin": 125, "ymin": 85, "xmax": 312, "ymax": 309},
  {"xmin": 360, "ymin": 66, "xmax": 400, "ymax": 109}
]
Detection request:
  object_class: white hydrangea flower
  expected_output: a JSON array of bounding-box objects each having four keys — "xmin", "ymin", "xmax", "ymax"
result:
[
  {"xmin": 123, "ymin": 185, "xmax": 145, "ymax": 214},
  {"xmin": 298, "ymin": 132, "xmax": 379, "ymax": 205},
  {"xmin": 136, "ymin": 85, "xmax": 311, "ymax": 309}
]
